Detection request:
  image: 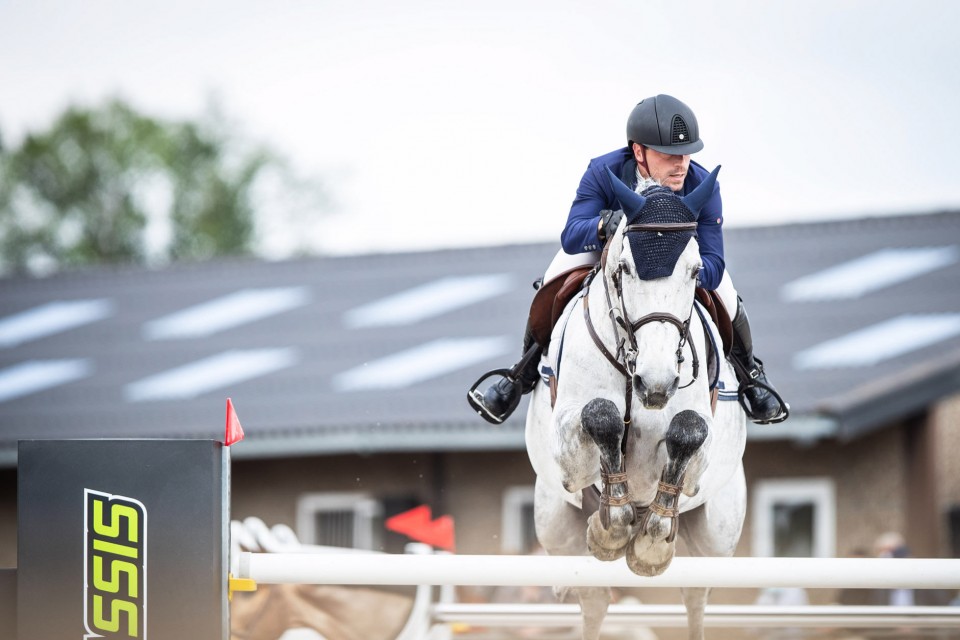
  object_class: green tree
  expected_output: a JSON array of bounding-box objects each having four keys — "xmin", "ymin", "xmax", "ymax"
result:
[{"xmin": 0, "ymin": 99, "xmax": 311, "ymax": 275}]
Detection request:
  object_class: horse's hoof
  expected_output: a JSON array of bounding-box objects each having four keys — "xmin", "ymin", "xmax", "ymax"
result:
[
  {"xmin": 587, "ymin": 542, "xmax": 627, "ymax": 562},
  {"xmin": 626, "ymin": 534, "xmax": 674, "ymax": 576},
  {"xmin": 589, "ymin": 539, "xmax": 627, "ymax": 561},
  {"xmin": 586, "ymin": 512, "xmax": 628, "ymax": 561}
]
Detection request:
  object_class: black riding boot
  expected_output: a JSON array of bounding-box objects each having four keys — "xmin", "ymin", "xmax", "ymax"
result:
[
  {"xmin": 730, "ymin": 299, "xmax": 788, "ymax": 424},
  {"xmin": 468, "ymin": 325, "xmax": 542, "ymax": 425}
]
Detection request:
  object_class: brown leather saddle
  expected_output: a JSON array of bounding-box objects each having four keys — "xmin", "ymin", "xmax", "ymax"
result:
[{"xmin": 528, "ymin": 265, "xmax": 595, "ymax": 348}]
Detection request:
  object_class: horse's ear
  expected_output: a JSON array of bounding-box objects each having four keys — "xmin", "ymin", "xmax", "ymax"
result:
[
  {"xmin": 680, "ymin": 165, "xmax": 721, "ymax": 215},
  {"xmin": 604, "ymin": 166, "xmax": 646, "ymax": 218}
]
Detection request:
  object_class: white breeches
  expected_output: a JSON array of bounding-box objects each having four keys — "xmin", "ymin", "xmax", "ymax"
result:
[{"xmin": 542, "ymin": 249, "xmax": 599, "ymax": 282}]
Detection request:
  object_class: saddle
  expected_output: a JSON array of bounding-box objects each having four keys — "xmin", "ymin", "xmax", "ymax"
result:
[{"xmin": 528, "ymin": 265, "xmax": 594, "ymax": 348}]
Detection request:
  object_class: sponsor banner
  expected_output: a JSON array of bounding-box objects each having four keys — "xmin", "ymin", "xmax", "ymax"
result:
[{"xmin": 17, "ymin": 440, "xmax": 229, "ymax": 640}]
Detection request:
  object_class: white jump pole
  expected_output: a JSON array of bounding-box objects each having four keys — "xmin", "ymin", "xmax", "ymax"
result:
[
  {"xmin": 432, "ymin": 604, "xmax": 960, "ymax": 629},
  {"xmin": 238, "ymin": 553, "xmax": 960, "ymax": 590}
]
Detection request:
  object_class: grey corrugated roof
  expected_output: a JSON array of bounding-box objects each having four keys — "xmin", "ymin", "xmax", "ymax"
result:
[
  {"xmin": 1, "ymin": 211, "xmax": 959, "ymax": 465},
  {"xmin": 724, "ymin": 212, "xmax": 960, "ymax": 440}
]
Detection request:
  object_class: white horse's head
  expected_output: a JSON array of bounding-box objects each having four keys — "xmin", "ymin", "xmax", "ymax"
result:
[{"xmin": 602, "ymin": 166, "xmax": 720, "ymax": 409}]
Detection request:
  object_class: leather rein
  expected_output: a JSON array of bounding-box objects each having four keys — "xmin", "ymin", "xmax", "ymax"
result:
[{"xmin": 583, "ymin": 221, "xmax": 700, "ymax": 431}]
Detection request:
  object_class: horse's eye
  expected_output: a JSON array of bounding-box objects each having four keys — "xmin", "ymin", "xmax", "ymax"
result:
[{"xmin": 692, "ymin": 265, "xmax": 702, "ymax": 281}]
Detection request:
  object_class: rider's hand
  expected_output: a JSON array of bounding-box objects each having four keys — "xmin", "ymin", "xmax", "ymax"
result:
[{"xmin": 598, "ymin": 209, "xmax": 624, "ymax": 242}]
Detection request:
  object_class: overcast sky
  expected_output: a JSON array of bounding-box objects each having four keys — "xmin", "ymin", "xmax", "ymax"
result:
[{"xmin": 1, "ymin": 0, "xmax": 958, "ymax": 256}]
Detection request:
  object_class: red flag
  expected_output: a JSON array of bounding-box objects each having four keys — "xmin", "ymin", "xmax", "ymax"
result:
[
  {"xmin": 385, "ymin": 505, "xmax": 455, "ymax": 551},
  {"xmin": 224, "ymin": 398, "xmax": 245, "ymax": 446}
]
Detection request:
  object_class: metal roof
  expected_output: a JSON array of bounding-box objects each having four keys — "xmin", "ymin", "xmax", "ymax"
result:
[{"xmin": 1, "ymin": 211, "xmax": 959, "ymax": 465}]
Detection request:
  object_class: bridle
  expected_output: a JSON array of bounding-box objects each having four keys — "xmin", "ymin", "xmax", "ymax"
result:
[{"xmin": 583, "ymin": 221, "xmax": 700, "ymax": 427}]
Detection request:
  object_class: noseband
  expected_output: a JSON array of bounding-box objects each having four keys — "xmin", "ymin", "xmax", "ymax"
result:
[{"xmin": 584, "ymin": 221, "xmax": 700, "ymax": 426}]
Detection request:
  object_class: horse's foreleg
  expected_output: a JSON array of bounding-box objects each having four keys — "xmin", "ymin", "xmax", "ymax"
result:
[
  {"xmin": 645, "ymin": 409, "xmax": 709, "ymax": 541},
  {"xmin": 627, "ymin": 409, "xmax": 708, "ymax": 576},
  {"xmin": 681, "ymin": 429, "xmax": 711, "ymax": 498},
  {"xmin": 580, "ymin": 398, "xmax": 633, "ymax": 560}
]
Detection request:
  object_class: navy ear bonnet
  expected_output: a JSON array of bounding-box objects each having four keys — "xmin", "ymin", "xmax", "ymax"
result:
[
  {"xmin": 603, "ymin": 165, "xmax": 719, "ymax": 281},
  {"xmin": 626, "ymin": 185, "xmax": 698, "ymax": 280}
]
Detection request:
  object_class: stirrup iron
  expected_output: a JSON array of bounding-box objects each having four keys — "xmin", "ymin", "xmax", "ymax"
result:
[
  {"xmin": 737, "ymin": 377, "xmax": 790, "ymax": 425},
  {"xmin": 466, "ymin": 368, "xmax": 519, "ymax": 425}
]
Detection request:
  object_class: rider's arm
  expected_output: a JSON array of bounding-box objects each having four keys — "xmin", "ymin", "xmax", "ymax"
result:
[
  {"xmin": 561, "ymin": 159, "xmax": 610, "ymax": 254},
  {"xmin": 695, "ymin": 184, "xmax": 725, "ymax": 291}
]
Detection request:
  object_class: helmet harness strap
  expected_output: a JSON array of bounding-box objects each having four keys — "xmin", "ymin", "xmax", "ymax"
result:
[{"xmin": 634, "ymin": 143, "xmax": 650, "ymax": 179}]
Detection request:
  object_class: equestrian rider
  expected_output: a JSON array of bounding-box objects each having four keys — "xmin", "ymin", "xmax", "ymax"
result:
[{"xmin": 472, "ymin": 94, "xmax": 788, "ymax": 425}]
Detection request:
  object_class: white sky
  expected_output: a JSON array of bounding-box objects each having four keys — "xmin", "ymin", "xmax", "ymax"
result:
[{"xmin": 1, "ymin": 0, "xmax": 958, "ymax": 257}]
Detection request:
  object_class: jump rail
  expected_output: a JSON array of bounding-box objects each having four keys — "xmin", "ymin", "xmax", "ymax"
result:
[
  {"xmin": 238, "ymin": 553, "xmax": 960, "ymax": 590},
  {"xmin": 431, "ymin": 603, "xmax": 960, "ymax": 629}
]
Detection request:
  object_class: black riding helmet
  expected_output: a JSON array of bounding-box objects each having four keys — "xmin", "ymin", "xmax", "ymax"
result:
[{"xmin": 626, "ymin": 94, "xmax": 704, "ymax": 155}]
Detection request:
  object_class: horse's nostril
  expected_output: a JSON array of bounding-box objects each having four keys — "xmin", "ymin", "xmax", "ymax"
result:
[{"xmin": 633, "ymin": 374, "xmax": 646, "ymax": 394}]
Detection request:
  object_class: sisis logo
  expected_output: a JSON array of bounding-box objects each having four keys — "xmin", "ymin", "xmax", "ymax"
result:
[{"xmin": 83, "ymin": 489, "xmax": 147, "ymax": 639}]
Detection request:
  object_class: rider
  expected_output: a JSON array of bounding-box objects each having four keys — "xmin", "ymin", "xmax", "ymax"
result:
[{"xmin": 471, "ymin": 94, "xmax": 788, "ymax": 426}]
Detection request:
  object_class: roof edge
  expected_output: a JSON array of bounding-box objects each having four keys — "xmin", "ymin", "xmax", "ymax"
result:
[{"xmin": 817, "ymin": 348, "xmax": 960, "ymax": 440}]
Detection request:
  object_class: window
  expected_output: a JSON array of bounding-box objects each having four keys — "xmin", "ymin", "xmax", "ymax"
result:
[
  {"xmin": 296, "ymin": 493, "xmax": 383, "ymax": 550},
  {"xmin": 502, "ymin": 486, "xmax": 538, "ymax": 554},
  {"xmin": 751, "ymin": 478, "xmax": 836, "ymax": 558}
]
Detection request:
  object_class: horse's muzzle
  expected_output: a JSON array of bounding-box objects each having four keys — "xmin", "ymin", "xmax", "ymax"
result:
[{"xmin": 634, "ymin": 374, "xmax": 679, "ymax": 410}]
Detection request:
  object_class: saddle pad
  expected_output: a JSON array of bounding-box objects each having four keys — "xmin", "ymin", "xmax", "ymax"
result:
[
  {"xmin": 695, "ymin": 287, "xmax": 732, "ymax": 356},
  {"xmin": 538, "ymin": 287, "xmax": 587, "ymax": 407}
]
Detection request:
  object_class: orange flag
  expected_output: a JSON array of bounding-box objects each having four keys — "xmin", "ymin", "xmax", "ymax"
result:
[
  {"xmin": 385, "ymin": 505, "xmax": 455, "ymax": 551},
  {"xmin": 225, "ymin": 398, "xmax": 245, "ymax": 446}
]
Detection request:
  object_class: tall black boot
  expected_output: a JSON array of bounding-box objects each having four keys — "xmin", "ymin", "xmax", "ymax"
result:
[
  {"xmin": 467, "ymin": 325, "xmax": 542, "ymax": 425},
  {"xmin": 729, "ymin": 298, "xmax": 789, "ymax": 424}
]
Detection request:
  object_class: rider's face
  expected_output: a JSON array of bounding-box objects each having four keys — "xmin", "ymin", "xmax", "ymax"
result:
[{"xmin": 633, "ymin": 144, "xmax": 691, "ymax": 192}]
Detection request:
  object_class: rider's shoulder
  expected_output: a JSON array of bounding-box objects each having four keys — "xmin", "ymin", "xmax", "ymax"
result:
[
  {"xmin": 683, "ymin": 160, "xmax": 721, "ymax": 195},
  {"xmin": 587, "ymin": 147, "xmax": 633, "ymax": 172},
  {"xmin": 687, "ymin": 159, "xmax": 712, "ymax": 182}
]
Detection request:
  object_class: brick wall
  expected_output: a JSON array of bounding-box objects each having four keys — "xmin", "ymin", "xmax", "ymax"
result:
[
  {"xmin": 932, "ymin": 391, "xmax": 960, "ymax": 556},
  {"xmin": 744, "ymin": 427, "xmax": 907, "ymax": 559}
]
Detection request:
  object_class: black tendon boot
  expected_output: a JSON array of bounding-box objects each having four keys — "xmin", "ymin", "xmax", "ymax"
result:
[
  {"xmin": 467, "ymin": 326, "xmax": 542, "ymax": 425},
  {"xmin": 730, "ymin": 299, "xmax": 789, "ymax": 424}
]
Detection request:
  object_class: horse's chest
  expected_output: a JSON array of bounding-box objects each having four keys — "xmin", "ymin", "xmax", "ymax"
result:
[{"xmin": 623, "ymin": 434, "xmax": 668, "ymax": 499}]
